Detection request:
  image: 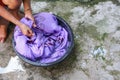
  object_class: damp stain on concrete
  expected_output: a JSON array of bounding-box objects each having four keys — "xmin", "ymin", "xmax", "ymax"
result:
[{"xmin": 0, "ymin": 0, "xmax": 120, "ymax": 80}]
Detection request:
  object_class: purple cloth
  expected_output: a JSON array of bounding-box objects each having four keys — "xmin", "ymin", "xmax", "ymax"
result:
[{"xmin": 14, "ymin": 12, "xmax": 69, "ymax": 63}]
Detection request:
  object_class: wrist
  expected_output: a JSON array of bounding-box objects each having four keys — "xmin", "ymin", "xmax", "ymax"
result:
[
  {"xmin": 25, "ymin": 8, "xmax": 32, "ymax": 12},
  {"xmin": 16, "ymin": 21, "xmax": 24, "ymax": 28},
  {"xmin": 25, "ymin": 8, "xmax": 32, "ymax": 14}
]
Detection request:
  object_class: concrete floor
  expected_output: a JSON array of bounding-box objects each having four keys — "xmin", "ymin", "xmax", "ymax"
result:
[{"xmin": 0, "ymin": 0, "xmax": 120, "ymax": 80}]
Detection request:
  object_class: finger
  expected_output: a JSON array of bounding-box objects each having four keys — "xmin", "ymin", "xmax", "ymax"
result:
[
  {"xmin": 29, "ymin": 30, "xmax": 34, "ymax": 36},
  {"xmin": 29, "ymin": 29, "xmax": 33, "ymax": 34},
  {"xmin": 33, "ymin": 22, "xmax": 37, "ymax": 27},
  {"xmin": 25, "ymin": 15, "xmax": 32, "ymax": 21},
  {"xmin": 31, "ymin": 17, "xmax": 34, "ymax": 21},
  {"xmin": 25, "ymin": 31, "xmax": 32, "ymax": 37},
  {"xmin": 27, "ymin": 33, "xmax": 32, "ymax": 37},
  {"xmin": 25, "ymin": 17, "xmax": 36, "ymax": 27},
  {"xmin": 31, "ymin": 18, "xmax": 37, "ymax": 27}
]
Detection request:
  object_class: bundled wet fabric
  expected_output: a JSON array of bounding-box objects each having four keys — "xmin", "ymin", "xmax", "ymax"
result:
[{"xmin": 14, "ymin": 12, "xmax": 69, "ymax": 63}]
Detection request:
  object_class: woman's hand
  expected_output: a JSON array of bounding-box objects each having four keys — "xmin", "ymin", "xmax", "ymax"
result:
[
  {"xmin": 25, "ymin": 10, "xmax": 36, "ymax": 27},
  {"xmin": 20, "ymin": 23, "xmax": 33, "ymax": 37}
]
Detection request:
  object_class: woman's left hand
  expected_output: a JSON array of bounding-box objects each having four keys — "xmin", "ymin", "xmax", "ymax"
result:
[{"xmin": 25, "ymin": 12, "xmax": 36, "ymax": 27}]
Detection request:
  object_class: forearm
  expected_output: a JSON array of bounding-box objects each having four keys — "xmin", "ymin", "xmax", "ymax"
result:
[
  {"xmin": 0, "ymin": 5, "xmax": 22, "ymax": 26},
  {"xmin": 23, "ymin": 0, "xmax": 32, "ymax": 14}
]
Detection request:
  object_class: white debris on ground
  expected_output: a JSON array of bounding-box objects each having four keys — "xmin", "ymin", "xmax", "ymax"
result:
[
  {"xmin": 90, "ymin": 46, "xmax": 107, "ymax": 58},
  {"xmin": 0, "ymin": 56, "xmax": 25, "ymax": 74}
]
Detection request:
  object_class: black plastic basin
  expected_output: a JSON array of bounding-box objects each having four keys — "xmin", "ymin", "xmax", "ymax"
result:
[{"xmin": 12, "ymin": 15, "xmax": 74, "ymax": 67}]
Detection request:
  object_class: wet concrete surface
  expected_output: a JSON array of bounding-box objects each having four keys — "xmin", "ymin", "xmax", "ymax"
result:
[{"xmin": 0, "ymin": 0, "xmax": 120, "ymax": 80}]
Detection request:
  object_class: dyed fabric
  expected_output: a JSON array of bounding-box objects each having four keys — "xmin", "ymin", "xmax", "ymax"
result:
[{"xmin": 14, "ymin": 12, "xmax": 69, "ymax": 63}]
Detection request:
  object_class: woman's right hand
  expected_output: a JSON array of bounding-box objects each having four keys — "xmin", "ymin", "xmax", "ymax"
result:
[{"xmin": 19, "ymin": 23, "xmax": 33, "ymax": 37}]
